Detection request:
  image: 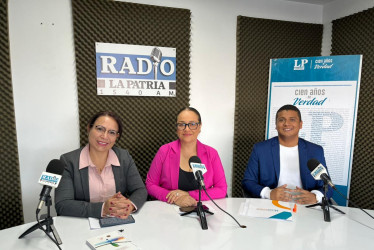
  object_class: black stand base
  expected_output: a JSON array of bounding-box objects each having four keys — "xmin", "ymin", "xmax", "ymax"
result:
[
  {"xmin": 180, "ymin": 206, "xmax": 214, "ymax": 216},
  {"xmin": 307, "ymin": 193, "xmax": 345, "ymax": 222},
  {"xmin": 306, "ymin": 202, "xmax": 346, "ymax": 213},
  {"xmin": 19, "ymin": 217, "xmax": 62, "ymax": 245},
  {"xmin": 180, "ymin": 202, "xmax": 213, "ymax": 230},
  {"xmin": 180, "ymin": 181, "xmax": 212, "ymax": 230},
  {"xmin": 19, "ymin": 196, "xmax": 62, "ymax": 245}
]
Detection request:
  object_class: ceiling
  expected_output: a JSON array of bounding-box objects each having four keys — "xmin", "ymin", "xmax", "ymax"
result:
[{"xmin": 282, "ymin": 0, "xmax": 337, "ymax": 5}]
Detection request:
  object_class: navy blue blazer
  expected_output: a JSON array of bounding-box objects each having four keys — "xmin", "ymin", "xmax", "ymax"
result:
[{"xmin": 242, "ymin": 137, "xmax": 333, "ymax": 198}]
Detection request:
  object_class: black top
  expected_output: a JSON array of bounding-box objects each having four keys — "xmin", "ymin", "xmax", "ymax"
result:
[{"xmin": 178, "ymin": 167, "xmax": 199, "ymax": 191}]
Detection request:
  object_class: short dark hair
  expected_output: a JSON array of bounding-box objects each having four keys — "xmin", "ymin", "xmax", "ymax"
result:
[
  {"xmin": 87, "ymin": 111, "xmax": 123, "ymax": 140},
  {"xmin": 276, "ymin": 105, "xmax": 302, "ymax": 122},
  {"xmin": 176, "ymin": 107, "xmax": 201, "ymax": 123}
]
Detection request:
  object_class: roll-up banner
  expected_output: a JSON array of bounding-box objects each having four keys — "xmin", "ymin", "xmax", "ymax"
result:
[{"xmin": 267, "ymin": 55, "xmax": 362, "ymax": 206}]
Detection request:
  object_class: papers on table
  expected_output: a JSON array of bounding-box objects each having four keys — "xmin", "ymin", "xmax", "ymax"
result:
[
  {"xmin": 86, "ymin": 229, "xmax": 139, "ymax": 250},
  {"xmin": 88, "ymin": 217, "xmax": 101, "ymax": 229},
  {"xmin": 239, "ymin": 199, "xmax": 296, "ymax": 221}
]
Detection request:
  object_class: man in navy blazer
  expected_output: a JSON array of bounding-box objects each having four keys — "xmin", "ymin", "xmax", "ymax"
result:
[{"xmin": 242, "ymin": 105, "xmax": 333, "ymax": 204}]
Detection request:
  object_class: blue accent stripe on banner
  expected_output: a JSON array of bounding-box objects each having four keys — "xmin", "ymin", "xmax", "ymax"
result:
[{"xmin": 332, "ymin": 185, "xmax": 348, "ymax": 206}]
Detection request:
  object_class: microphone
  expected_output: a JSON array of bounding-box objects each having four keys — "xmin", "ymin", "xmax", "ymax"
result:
[
  {"xmin": 188, "ymin": 156, "xmax": 208, "ymax": 229},
  {"xmin": 150, "ymin": 47, "xmax": 162, "ymax": 80},
  {"xmin": 189, "ymin": 156, "xmax": 207, "ymax": 188},
  {"xmin": 187, "ymin": 156, "xmax": 247, "ymax": 229},
  {"xmin": 307, "ymin": 159, "xmax": 374, "ymax": 221},
  {"xmin": 307, "ymin": 158, "xmax": 336, "ymax": 190},
  {"xmin": 37, "ymin": 159, "xmax": 65, "ymax": 214}
]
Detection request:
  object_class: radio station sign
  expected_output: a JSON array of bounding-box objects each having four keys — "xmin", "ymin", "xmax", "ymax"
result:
[{"xmin": 95, "ymin": 43, "xmax": 176, "ymax": 97}]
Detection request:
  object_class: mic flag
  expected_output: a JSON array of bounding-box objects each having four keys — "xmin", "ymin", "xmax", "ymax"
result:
[
  {"xmin": 37, "ymin": 159, "xmax": 65, "ymax": 213},
  {"xmin": 307, "ymin": 158, "xmax": 328, "ymax": 181},
  {"xmin": 38, "ymin": 159, "xmax": 64, "ymax": 188},
  {"xmin": 189, "ymin": 156, "xmax": 207, "ymax": 188},
  {"xmin": 307, "ymin": 158, "xmax": 335, "ymax": 189}
]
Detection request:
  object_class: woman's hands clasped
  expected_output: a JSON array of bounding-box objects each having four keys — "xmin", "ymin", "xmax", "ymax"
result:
[
  {"xmin": 166, "ymin": 189, "xmax": 197, "ymax": 207},
  {"xmin": 103, "ymin": 192, "xmax": 135, "ymax": 219}
]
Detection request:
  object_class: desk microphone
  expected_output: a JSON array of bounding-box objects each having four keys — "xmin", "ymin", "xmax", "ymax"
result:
[
  {"xmin": 188, "ymin": 156, "xmax": 246, "ymax": 229},
  {"xmin": 36, "ymin": 159, "xmax": 65, "ymax": 214},
  {"xmin": 189, "ymin": 156, "xmax": 207, "ymax": 188},
  {"xmin": 307, "ymin": 158, "xmax": 336, "ymax": 189},
  {"xmin": 307, "ymin": 158, "xmax": 374, "ymax": 221}
]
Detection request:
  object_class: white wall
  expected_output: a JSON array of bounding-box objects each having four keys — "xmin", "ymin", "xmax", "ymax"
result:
[
  {"xmin": 8, "ymin": 0, "xmax": 371, "ymax": 223},
  {"xmin": 9, "ymin": 0, "xmax": 79, "ymax": 223}
]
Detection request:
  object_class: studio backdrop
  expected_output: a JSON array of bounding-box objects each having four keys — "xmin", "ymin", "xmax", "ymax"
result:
[
  {"xmin": 232, "ymin": 16, "xmax": 323, "ymax": 198},
  {"xmin": 0, "ymin": 0, "xmax": 24, "ymax": 230},
  {"xmin": 331, "ymin": 7, "xmax": 374, "ymax": 209},
  {"xmin": 72, "ymin": 0, "xmax": 191, "ymax": 181}
]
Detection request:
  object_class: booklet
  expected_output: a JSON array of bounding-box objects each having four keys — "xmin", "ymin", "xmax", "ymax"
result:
[
  {"xmin": 239, "ymin": 199, "xmax": 296, "ymax": 221},
  {"xmin": 86, "ymin": 229, "xmax": 139, "ymax": 250}
]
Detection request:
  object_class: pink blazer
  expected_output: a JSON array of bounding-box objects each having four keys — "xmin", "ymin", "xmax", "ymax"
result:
[{"xmin": 145, "ymin": 140, "xmax": 227, "ymax": 202}]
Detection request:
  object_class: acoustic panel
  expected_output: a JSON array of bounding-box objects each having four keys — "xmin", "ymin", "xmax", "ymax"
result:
[
  {"xmin": 72, "ymin": 0, "xmax": 191, "ymax": 181},
  {"xmin": 0, "ymin": 0, "xmax": 24, "ymax": 229},
  {"xmin": 233, "ymin": 16, "xmax": 323, "ymax": 197},
  {"xmin": 331, "ymin": 7, "xmax": 374, "ymax": 209}
]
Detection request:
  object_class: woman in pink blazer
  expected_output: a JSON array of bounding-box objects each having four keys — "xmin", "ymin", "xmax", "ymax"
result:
[{"xmin": 145, "ymin": 107, "xmax": 227, "ymax": 207}]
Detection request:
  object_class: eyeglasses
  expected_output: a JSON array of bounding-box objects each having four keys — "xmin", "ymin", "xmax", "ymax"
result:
[
  {"xmin": 176, "ymin": 122, "xmax": 200, "ymax": 131},
  {"xmin": 93, "ymin": 125, "xmax": 119, "ymax": 137}
]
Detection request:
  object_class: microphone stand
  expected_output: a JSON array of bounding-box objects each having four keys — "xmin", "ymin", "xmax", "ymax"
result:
[
  {"xmin": 306, "ymin": 183, "xmax": 345, "ymax": 222},
  {"xmin": 180, "ymin": 184, "xmax": 212, "ymax": 230},
  {"xmin": 19, "ymin": 195, "xmax": 62, "ymax": 245},
  {"xmin": 196, "ymin": 184, "xmax": 208, "ymax": 230}
]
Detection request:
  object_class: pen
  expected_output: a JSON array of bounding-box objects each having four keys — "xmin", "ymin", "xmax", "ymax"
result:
[{"xmin": 293, "ymin": 204, "xmax": 297, "ymax": 213}]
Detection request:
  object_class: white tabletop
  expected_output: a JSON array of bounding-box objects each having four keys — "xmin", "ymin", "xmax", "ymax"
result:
[{"xmin": 1, "ymin": 198, "xmax": 373, "ymax": 250}]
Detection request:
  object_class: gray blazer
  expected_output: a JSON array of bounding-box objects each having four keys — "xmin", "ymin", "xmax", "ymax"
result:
[{"xmin": 55, "ymin": 146, "xmax": 147, "ymax": 218}]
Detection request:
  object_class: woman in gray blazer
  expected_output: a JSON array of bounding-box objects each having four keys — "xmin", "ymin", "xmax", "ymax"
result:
[{"xmin": 55, "ymin": 111, "xmax": 147, "ymax": 219}]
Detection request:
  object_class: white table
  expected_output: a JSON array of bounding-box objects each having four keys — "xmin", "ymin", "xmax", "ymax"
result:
[{"xmin": 1, "ymin": 198, "xmax": 373, "ymax": 250}]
